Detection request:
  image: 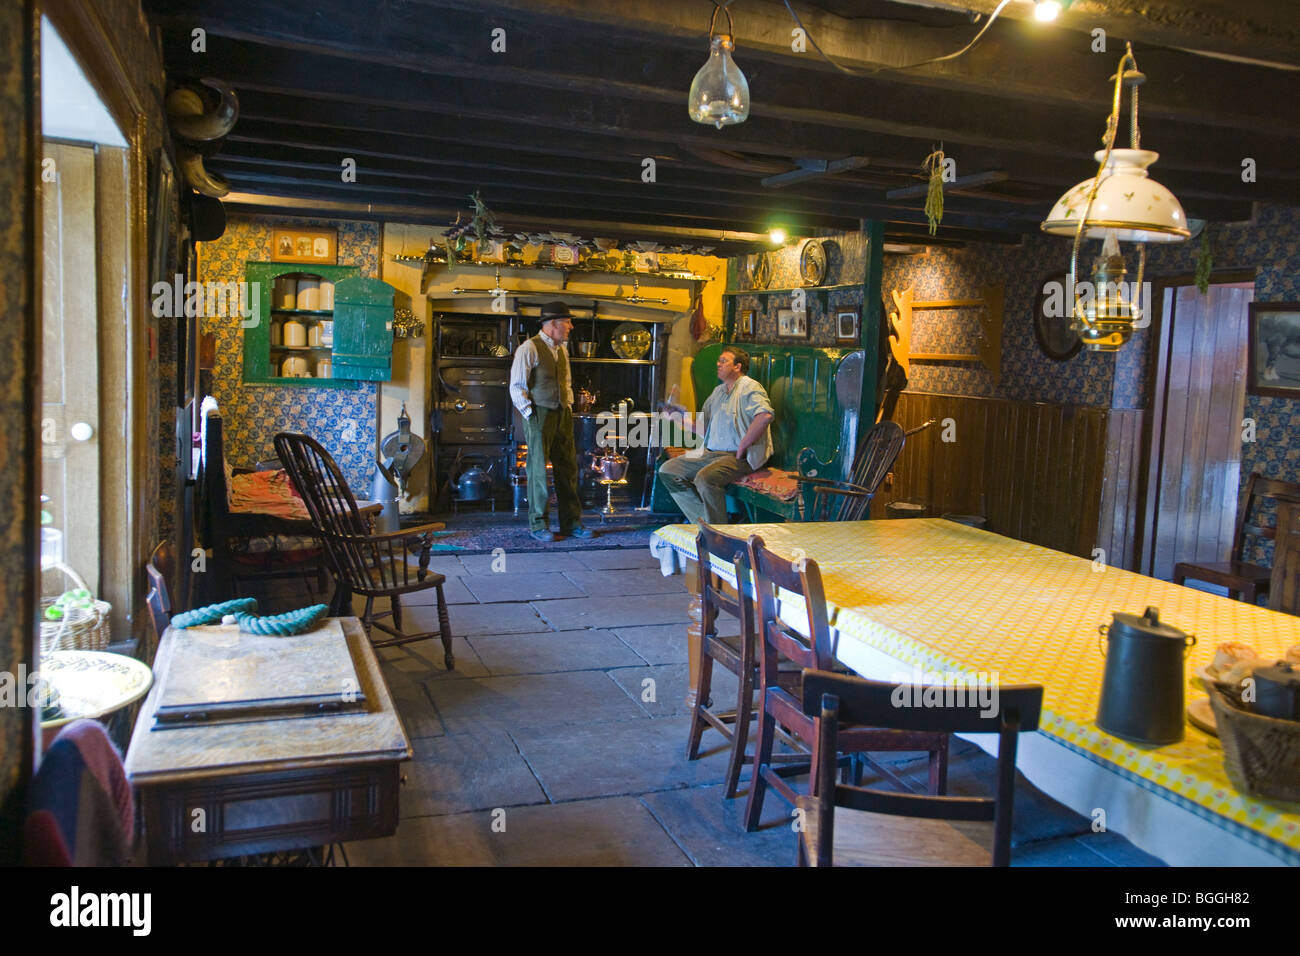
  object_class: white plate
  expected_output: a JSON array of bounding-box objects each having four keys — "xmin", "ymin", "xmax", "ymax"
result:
[{"xmin": 40, "ymin": 651, "xmax": 153, "ymax": 728}]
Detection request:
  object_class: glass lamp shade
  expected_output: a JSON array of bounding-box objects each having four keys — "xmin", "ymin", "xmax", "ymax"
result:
[
  {"xmin": 1041, "ymin": 149, "xmax": 1190, "ymax": 243},
  {"xmin": 688, "ymin": 34, "xmax": 750, "ymax": 129}
]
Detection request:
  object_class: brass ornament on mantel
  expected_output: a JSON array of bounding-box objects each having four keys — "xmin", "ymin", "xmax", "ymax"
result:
[{"xmin": 392, "ymin": 307, "xmax": 424, "ymax": 339}]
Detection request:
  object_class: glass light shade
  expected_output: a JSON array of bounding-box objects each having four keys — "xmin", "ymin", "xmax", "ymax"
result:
[
  {"xmin": 1041, "ymin": 149, "xmax": 1190, "ymax": 243},
  {"xmin": 688, "ymin": 34, "xmax": 749, "ymax": 129}
]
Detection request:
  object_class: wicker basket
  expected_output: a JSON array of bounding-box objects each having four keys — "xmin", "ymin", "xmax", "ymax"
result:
[
  {"xmin": 39, "ymin": 562, "xmax": 111, "ymax": 654},
  {"xmin": 1209, "ymin": 687, "xmax": 1300, "ymax": 802}
]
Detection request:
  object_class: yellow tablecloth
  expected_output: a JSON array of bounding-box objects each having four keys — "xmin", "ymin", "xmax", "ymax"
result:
[{"xmin": 653, "ymin": 518, "xmax": 1300, "ymax": 864}]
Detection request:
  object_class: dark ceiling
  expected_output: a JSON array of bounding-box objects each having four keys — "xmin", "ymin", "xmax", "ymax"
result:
[{"xmin": 146, "ymin": 0, "xmax": 1300, "ymax": 252}]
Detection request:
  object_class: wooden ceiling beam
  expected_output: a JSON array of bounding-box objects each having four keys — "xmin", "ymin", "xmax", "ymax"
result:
[
  {"xmin": 152, "ymin": 6, "xmax": 1300, "ymax": 161},
  {"xmin": 212, "ymin": 139, "xmax": 1257, "ymax": 224},
  {"xmin": 159, "ymin": 37, "xmax": 1300, "ymax": 197}
]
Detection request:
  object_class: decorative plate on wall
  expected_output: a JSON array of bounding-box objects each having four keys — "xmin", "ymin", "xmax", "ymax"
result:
[
  {"xmin": 799, "ymin": 239, "xmax": 826, "ymax": 286},
  {"xmin": 1033, "ymin": 273, "xmax": 1084, "ymax": 361}
]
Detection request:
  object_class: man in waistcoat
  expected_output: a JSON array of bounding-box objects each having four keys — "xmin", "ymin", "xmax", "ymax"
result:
[{"xmin": 509, "ymin": 302, "xmax": 594, "ymax": 541}]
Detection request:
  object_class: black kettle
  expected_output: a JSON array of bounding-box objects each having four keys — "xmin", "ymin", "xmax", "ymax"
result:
[{"xmin": 1096, "ymin": 607, "xmax": 1196, "ymax": 745}]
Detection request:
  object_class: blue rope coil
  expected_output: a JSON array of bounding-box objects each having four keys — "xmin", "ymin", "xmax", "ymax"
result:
[
  {"xmin": 234, "ymin": 604, "xmax": 330, "ymax": 636},
  {"xmin": 171, "ymin": 598, "xmax": 258, "ymax": 629}
]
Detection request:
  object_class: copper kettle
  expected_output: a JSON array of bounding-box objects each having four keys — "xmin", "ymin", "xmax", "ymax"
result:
[
  {"xmin": 591, "ymin": 448, "xmax": 629, "ymax": 481},
  {"xmin": 574, "ymin": 382, "xmax": 598, "ymax": 414}
]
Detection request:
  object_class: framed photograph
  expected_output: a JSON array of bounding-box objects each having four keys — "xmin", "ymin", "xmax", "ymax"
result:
[
  {"xmin": 739, "ymin": 309, "xmax": 756, "ymax": 338},
  {"xmin": 1248, "ymin": 301, "xmax": 1300, "ymax": 397},
  {"xmin": 777, "ymin": 308, "xmax": 808, "ymax": 339},
  {"xmin": 272, "ymin": 226, "xmax": 337, "ymax": 264},
  {"xmin": 835, "ymin": 307, "xmax": 860, "ymax": 343}
]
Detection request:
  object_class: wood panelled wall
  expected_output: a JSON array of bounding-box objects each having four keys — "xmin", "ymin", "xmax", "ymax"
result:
[{"xmin": 874, "ymin": 392, "xmax": 1142, "ymax": 564}]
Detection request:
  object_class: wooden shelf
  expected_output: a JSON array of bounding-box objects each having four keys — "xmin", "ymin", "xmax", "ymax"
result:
[
  {"xmin": 723, "ymin": 281, "xmax": 861, "ymax": 297},
  {"xmin": 425, "ymin": 261, "xmax": 712, "ymax": 283},
  {"xmin": 271, "ymin": 345, "xmax": 333, "ymax": 351},
  {"xmin": 271, "ymin": 309, "xmax": 333, "ymax": 317},
  {"xmin": 571, "ymin": 357, "xmax": 653, "ymax": 365}
]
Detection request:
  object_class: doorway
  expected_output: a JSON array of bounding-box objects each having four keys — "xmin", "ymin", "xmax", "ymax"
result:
[{"xmin": 1139, "ymin": 273, "xmax": 1256, "ymax": 582}]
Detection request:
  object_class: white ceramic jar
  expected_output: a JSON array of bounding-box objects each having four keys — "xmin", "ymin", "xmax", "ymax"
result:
[
  {"xmin": 280, "ymin": 355, "xmax": 310, "ymax": 377},
  {"xmin": 297, "ymin": 277, "xmax": 321, "ymax": 311},
  {"xmin": 307, "ymin": 323, "xmax": 322, "ymax": 347},
  {"xmin": 269, "ymin": 321, "xmax": 283, "ymax": 346},
  {"xmin": 319, "ymin": 281, "xmax": 334, "ymax": 310},
  {"xmin": 283, "ymin": 319, "xmax": 307, "ymax": 347},
  {"xmin": 275, "ymin": 275, "xmax": 298, "ymax": 310},
  {"xmin": 319, "ymin": 320, "xmax": 334, "ymax": 347},
  {"xmin": 315, "ymin": 358, "xmax": 332, "ymax": 378}
]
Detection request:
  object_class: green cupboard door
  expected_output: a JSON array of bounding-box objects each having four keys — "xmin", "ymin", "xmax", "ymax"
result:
[{"xmin": 333, "ymin": 276, "xmax": 396, "ymax": 381}]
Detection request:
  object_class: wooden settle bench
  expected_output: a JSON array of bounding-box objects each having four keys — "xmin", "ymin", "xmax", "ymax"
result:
[{"xmin": 651, "ymin": 343, "xmax": 868, "ymax": 522}]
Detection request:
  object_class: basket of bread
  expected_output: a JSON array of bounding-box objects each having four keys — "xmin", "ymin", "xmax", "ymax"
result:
[{"xmin": 1203, "ymin": 643, "xmax": 1300, "ymax": 802}]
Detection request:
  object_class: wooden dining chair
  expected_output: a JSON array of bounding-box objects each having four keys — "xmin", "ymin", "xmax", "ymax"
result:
[
  {"xmin": 743, "ymin": 534, "xmax": 950, "ymax": 832},
  {"xmin": 142, "ymin": 539, "xmax": 175, "ymax": 667},
  {"xmin": 796, "ymin": 669, "xmax": 1043, "ymax": 867},
  {"xmin": 1173, "ymin": 472, "xmax": 1300, "ymax": 603},
  {"xmin": 275, "ymin": 431, "xmax": 456, "ymax": 668},
  {"xmin": 797, "ymin": 420, "xmax": 907, "ymax": 522},
  {"xmin": 686, "ymin": 523, "xmax": 805, "ymax": 798}
]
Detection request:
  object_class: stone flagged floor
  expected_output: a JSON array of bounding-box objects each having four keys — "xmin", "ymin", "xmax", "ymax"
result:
[{"xmin": 258, "ymin": 546, "xmax": 1164, "ymax": 866}]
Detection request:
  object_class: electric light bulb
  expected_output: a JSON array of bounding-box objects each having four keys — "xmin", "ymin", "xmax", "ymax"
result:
[
  {"xmin": 769, "ymin": 229, "xmax": 786, "ymax": 245},
  {"xmin": 1034, "ymin": 1, "xmax": 1062, "ymax": 22}
]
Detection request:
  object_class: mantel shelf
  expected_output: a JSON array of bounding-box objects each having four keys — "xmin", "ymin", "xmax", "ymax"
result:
[
  {"xmin": 418, "ymin": 260, "xmax": 713, "ymax": 283},
  {"xmin": 723, "ymin": 282, "xmax": 862, "ymax": 298}
]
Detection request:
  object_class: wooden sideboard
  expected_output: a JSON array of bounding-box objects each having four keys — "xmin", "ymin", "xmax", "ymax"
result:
[{"xmin": 125, "ymin": 617, "xmax": 410, "ymax": 865}]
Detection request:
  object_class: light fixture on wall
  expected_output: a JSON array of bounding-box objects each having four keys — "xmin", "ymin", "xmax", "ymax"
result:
[
  {"xmin": 1033, "ymin": 0, "xmax": 1067, "ymax": 22},
  {"xmin": 768, "ymin": 228, "xmax": 786, "ymax": 245},
  {"xmin": 1041, "ymin": 43, "xmax": 1189, "ymax": 351},
  {"xmin": 688, "ymin": 2, "xmax": 750, "ymax": 129}
]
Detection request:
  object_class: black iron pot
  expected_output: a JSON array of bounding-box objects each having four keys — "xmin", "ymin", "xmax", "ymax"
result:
[{"xmin": 1096, "ymin": 606, "xmax": 1196, "ymax": 745}]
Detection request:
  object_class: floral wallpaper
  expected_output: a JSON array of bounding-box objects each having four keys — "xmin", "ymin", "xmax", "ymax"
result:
[
  {"xmin": 198, "ymin": 215, "xmax": 380, "ymax": 493},
  {"xmin": 879, "ymin": 202, "xmax": 1300, "ymax": 519},
  {"xmin": 732, "ymin": 231, "xmax": 869, "ymax": 346}
]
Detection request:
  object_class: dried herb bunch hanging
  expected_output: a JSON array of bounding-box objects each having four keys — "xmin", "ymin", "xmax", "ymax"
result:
[
  {"xmin": 1195, "ymin": 226, "xmax": 1213, "ymax": 294},
  {"xmin": 922, "ymin": 148, "xmax": 945, "ymax": 235}
]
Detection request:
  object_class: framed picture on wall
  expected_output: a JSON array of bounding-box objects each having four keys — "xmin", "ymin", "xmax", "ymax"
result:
[
  {"xmin": 835, "ymin": 308, "xmax": 860, "ymax": 343},
  {"xmin": 739, "ymin": 309, "xmax": 756, "ymax": 338},
  {"xmin": 272, "ymin": 226, "xmax": 338, "ymax": 264},
  {"xmin": 1247, "ymin": 301, "xmax": 1300, "ymax": 398},
  {"xmin": 777, "ymin": 308, "xmax": 808, "ymax": 338}
]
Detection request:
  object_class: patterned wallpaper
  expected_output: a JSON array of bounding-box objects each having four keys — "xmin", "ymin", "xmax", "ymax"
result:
[
  {"xmin": 198, "ymin": 215, "xmax": 380, "ymax": 493},
  {"xmin": 732, "ymin": 231, "xmax": 868, "ymax": 346},
  {"xmin": 880, "ymin": 202, "xmax": 1300, "ymax": 505},
  {"xmin": 882, "ymin": 234, "xmax": 1121, "ymax": 408}
]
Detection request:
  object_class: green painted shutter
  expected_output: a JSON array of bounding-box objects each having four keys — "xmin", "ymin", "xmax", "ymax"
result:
[{"xmin": 333, "ymin": 276, "xmax": 395, "ymax": 381}]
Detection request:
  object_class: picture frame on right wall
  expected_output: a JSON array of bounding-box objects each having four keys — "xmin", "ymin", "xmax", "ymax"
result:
[
  {"xmin": 835, "ymin": 307, "xmax": 860, "ymax": 343},
  {"xmin": 1247, "ymin": 301, "xmax": 1300, "ymax": 398}
]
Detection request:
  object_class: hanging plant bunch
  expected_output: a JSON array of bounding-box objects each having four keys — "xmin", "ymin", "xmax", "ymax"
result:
[
  {"xmin": 922, "ymin": 147, "xmax": 946, "ymax": 236},
  {"xmin": 1195, "ymin": 224, "xmax": 1214, "ymax": 295},
  {"xmin": 468, "ymin": 190, "xmax": 500, "ymax": 243}
]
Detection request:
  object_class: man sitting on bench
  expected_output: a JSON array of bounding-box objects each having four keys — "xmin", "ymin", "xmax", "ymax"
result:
[{"xmin": 660, "ymin": 345, "xmax": 774, "ymax": 524}]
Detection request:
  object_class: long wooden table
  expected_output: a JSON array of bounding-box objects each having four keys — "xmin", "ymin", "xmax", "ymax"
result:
[
  {"xmin": 651, "ymin": 518, "xmax": 1300, "ymax": 867},
  {"xmin": 124, "ymin": 616, "xmax": 410, "ymax": 864}
]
